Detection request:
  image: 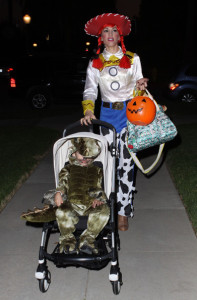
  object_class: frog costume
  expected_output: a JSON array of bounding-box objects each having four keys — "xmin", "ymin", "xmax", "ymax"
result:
[{"xmin": 21, "ymin": 137, "xmax": 110, "ymax": 254}]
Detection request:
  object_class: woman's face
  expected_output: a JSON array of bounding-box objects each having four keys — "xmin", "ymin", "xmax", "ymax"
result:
[{"xmin": 101, "ymin": 26, "xmax": 120, "ymax": 49}]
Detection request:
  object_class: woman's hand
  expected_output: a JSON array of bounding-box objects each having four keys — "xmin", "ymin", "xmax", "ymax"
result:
[
  {"xmin": 80, "ymin": 110, "xmax": 96, "ymax": 126},
  {"xmin": 162, "ymin": 105, "xmax": 167, "ymax": 112},
  {"xmin": 136, "ymin": 78, "xmax": 149, "ymax": 91},
  {"xmin": 55, "ymin": 192, "xmax": 63, "ymax": 207}
]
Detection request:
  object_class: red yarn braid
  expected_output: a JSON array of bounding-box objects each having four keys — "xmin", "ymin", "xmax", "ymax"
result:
[
  {"xmin": 120, "ymin": 35, "xmax": 126, "ymax": 54},
  {"xmin": 96, "ymin": 35, "xmax": 102, "ymax": 55},
  {"xmin": 116, "ymin": 26, "xmax": 131, "ymax": 68}
]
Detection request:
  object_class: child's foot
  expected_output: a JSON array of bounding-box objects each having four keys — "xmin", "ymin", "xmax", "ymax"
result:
[
  {"xmin": 63, "ymin": 245, "xmax": 78, "ymax": 254},
  {"xmin": 59, "ymin": 235, "xmax": 77, "ymax": 253},
  {"xmin": 79, "ymin": 234, "xmax": 98, "ymax": 254},
  {"xmin": 79, "ymin": 242, "xmax": 98, "ymax": 255}
]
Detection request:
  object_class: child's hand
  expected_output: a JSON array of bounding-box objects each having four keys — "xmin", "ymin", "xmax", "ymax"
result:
[
  {"xmin": 55, "ymin": 192, "xmax": 63, "ymax": 207},
  {"xmin": 92, "ymin": 199, "xmax": 104, "ymax": 208}
]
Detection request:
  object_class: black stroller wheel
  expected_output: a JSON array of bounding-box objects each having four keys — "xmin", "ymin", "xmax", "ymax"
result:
[
  {"xmin": 111, "ymin": 280, "xmax": 121, "ymax": 295},
  {"xmin": 39, "ymin": 270, "xmax": 51, "ymax": 293}
]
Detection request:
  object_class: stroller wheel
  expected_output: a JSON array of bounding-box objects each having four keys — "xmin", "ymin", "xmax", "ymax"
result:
[
  {"xmin": 39, "ymin": 270, "xmax": 51, "ymax": 293},
  {"xmin": 111, "ymin": 280, "xmax": 121, "ymax": 295},
  {"xmin": 111, "ymin": 270, "xmax": 122, "ymax": 295}
]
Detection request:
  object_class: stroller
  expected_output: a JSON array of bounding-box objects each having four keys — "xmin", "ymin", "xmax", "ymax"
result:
[{"xmin": 35, "ymin": 120, "xmax": 122, "ymax": 295}]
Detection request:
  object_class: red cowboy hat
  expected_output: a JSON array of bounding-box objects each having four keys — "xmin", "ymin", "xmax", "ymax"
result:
[{"xmin": 84, "ymin": 13, "xmax": 131, "ymax": 37}]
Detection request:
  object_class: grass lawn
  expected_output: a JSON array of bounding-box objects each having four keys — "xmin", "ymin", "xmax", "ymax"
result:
[
  {"xmin": 166, "ymin": 123, "xmax": 197, "ymax": 234},
  {"xmin": 0, "ymin": 125, "xmax": 60, "ymax": 211}
]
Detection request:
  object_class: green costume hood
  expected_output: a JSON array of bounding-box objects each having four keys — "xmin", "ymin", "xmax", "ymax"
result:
[{"xmin": 70, "ymin": 137, "xmax": 101, "ymax": 159}]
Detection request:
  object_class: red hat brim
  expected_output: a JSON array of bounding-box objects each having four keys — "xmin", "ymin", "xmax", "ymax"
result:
[{"xmin": 85, "ymin": 13, "xmax": 131, "ymax": 37}]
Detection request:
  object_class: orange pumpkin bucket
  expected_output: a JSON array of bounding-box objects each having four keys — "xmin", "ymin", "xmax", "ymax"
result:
[{"xmin": 126, "ymin": 96, "xmax": 156, "ymax": 126}]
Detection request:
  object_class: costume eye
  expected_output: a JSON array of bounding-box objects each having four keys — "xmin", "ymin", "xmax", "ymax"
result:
[
  {"xmin": 133, "ymin": 101, "xmax": 136, "ymax": 106},
  {"xmin": 142, "ymin": 99, "xmax": 146, "ymax": 103}
]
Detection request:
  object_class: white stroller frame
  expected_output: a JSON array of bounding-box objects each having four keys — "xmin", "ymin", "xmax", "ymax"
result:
[{"xmin": 35, "ymin": 120, "xmax": 122, "ymax": 295}]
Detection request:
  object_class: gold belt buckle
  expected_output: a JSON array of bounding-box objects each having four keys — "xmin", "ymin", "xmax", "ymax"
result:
[{"xmin": 112, "ymin": 102, "xmax": 124, "ymax": 110}]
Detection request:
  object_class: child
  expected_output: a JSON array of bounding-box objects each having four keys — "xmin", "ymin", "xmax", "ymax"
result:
[{"xmin": 21, "ymin": 137, "xmax": 110, "ymax": 255}]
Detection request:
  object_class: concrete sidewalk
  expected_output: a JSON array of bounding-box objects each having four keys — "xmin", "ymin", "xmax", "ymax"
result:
[{"xmin": 0, "ymin": 116, "xmax": 197, "ymax": 300}]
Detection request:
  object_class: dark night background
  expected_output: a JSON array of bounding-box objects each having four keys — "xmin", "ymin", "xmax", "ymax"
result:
[{"xmin": 0, "ymin": 0, "xmax": 196, "ymax": 85}]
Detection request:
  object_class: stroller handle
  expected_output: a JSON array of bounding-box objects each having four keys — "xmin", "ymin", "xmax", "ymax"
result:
[{"xmin": 63, "ymin": 119, "xmax": 116, "ymax": 137}]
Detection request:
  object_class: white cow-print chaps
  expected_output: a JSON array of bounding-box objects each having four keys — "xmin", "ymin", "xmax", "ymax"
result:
[{"xmin": 100, "ymin": 126, "xmax": 135, "ymax": 217}]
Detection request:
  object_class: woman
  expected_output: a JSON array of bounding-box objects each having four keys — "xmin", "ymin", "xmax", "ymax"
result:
[{"xmin": 80, "ymin": 13, "xmax": 148, "ymax": 231}]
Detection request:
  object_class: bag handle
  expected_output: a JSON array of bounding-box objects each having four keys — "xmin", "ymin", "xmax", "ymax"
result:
[
  {"xmin": 133, "ymin": 87, "xmax": 160, "ymax": 109},
  {"xmin": 129, "ymin": 143, "xmax": 165, "ymax": 174},
  {"xmin": 128, "ymin": 88, "xmax": 165, "ymax": 174}
]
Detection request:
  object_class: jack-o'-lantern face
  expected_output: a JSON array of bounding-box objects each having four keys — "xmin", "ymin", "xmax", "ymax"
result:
[{"xmin": 126, "ymin": 96, "xmax": 156, "ymax": 126}]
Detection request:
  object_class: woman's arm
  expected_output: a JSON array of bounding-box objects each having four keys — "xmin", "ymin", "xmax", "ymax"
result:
[
  {"xmin": 81, "ymin": 60, "xmax": 99, "ymax": 125},
  {"xmin": 133, "ymin": 54, "xmax": 149, "ymax": 91},
  {"xmin": 83, "ymin": 60, "xmax": 99, "ymax": 102}
]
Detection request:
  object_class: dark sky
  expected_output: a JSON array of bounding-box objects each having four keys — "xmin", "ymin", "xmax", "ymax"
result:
[{"xmin": 116, "ymin": 0, "xmax": 141, "ymax": 17}]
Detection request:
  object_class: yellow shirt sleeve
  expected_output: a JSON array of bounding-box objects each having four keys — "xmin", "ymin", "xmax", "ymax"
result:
[{"xmin": 82, "ymin": 100, "xmax": 95, "ymax": 115}]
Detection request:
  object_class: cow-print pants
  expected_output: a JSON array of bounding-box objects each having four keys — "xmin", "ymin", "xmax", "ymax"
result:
[{"xmin": 101, "ymin": 126, "xmax": 135, "ymax": 217}]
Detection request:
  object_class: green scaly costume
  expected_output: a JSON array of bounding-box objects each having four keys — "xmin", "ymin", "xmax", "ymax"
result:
[{"xmin": 21, "ymin": 137, "xmax": 110, "ymax": 254}]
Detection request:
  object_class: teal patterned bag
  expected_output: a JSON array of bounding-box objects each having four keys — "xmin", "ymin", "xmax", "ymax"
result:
[{"xmin": 127, "ymin": 105, "xmax": 177, "ymax": 153}]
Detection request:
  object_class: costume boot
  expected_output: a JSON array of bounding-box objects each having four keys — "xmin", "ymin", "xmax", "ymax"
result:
[
  {"xmin": 59, "ymin": 233, "xmax": 77, "ymax": 253},
  {"xmin": 79, "ymin": 231, "xmax": 98, "ymax": 254},
  {"xmin": 118, "ymin": 215, "xmax": 128, "ymax": 231}
]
